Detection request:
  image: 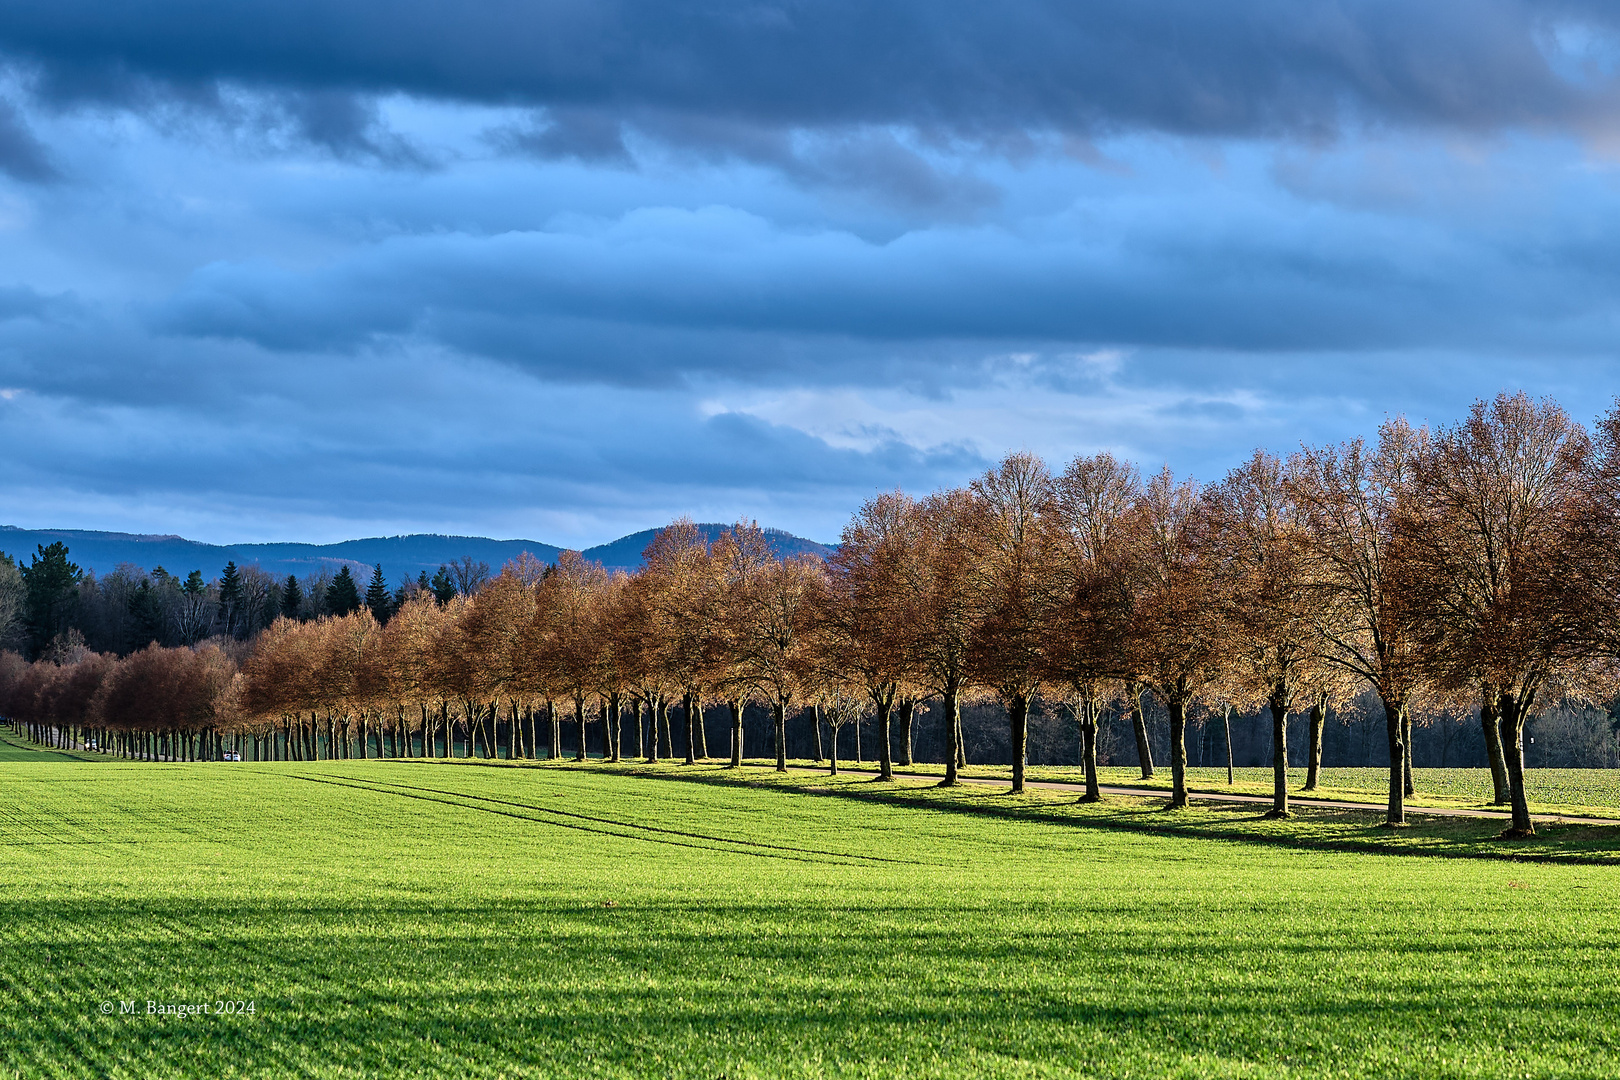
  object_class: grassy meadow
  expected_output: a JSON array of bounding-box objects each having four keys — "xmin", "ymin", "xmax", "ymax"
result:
[{"xmin": 3, "ymin": 745, "xmax": 1620, "ymax": 1078}]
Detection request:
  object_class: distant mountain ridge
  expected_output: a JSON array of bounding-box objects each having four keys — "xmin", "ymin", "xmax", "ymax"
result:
[{"xmin": 0, "ymin": 524, "xmax": 834, "ymax": 585}]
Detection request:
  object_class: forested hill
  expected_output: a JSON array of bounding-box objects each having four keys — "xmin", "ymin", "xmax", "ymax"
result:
[
  {"xmin": 580, "ymin": 524, "xmax": 833, "ymax": 569},
  {"xmin": 0, "ymin": 525, "xmax": 833, "ymax": 583}
]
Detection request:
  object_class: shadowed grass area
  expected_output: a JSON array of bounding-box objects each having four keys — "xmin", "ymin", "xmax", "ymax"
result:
[
  {"xmin": 635, "ymin": 761, "xmax": 1620, "ymax": 862},
  {"xmin": 3, "ymin": 756, "xmax": 1620, "ymax": 1077},
  {"xmin": 788, "ymin": 756, "xmax": 1620, "ymax": 820}
]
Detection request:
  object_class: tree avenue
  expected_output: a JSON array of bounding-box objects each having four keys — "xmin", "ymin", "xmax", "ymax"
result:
[{"xmin": 6, "ymin": 391, "xmax": 1620, "ymax": 837}]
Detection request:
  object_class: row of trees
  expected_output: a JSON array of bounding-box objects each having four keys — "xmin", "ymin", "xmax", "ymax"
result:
[
  {"xmin": 3, "ymin": 392, "xmax": 1618, "ymax": 837},
  {"xmin": 803, "ymin": 391, "xmax": 1620, "ymax": 836}
]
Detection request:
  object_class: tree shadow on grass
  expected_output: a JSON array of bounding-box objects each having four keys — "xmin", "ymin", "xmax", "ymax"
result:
[{"xmin": 620, "ymin": 766, "xmax": 1620, "ymax": 866}]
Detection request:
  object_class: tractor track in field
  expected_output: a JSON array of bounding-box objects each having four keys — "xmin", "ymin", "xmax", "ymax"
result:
[
  {"xmin": 762, "ymin": 764, "xmax": 1620, "ymax": 826},
  {"xmin": 281, "ymin": 771, "xmax": 925, "ymax": 866}
]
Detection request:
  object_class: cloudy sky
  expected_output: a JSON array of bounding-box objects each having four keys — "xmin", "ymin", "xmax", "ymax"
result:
[{"xmin": 3, "ymin": 1, "xmax": 1620, "ymax": 547}]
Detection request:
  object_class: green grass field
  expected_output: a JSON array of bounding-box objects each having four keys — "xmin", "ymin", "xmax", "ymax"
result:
[
  {"xmin": 3, "ymin": 750, "xmax": 1620, "ymax": 1078},
  {"xmin": 0, "ymin": 729, "xmax": 104, "ymax": 763}
]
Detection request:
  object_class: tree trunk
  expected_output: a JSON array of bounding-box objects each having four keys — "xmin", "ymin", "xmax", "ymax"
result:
[
  {"xmin": 1498, "ymin": 692, "xmax": 1535, "ymax": 836},
  {"xmin": 941, "ymin": 690, "xmax": 961, "ymax": 786},
  {"xmin": 608, "ymin": 693, "xmax": 621, "ymax": 763},
  {"xmin": 1402, "ymin": 709, "xmax": 1415, "ymax": 795},
  {"xmin": 1168, "ymin": 698, "xmax": 1189, "ymax": 809},
  {"xmin": 647, "ymin": 698, "xmax": 661, "ymax": 764},
  {"xmin": 575, "ymin": 696, "xmax": 587, "ymax": 762},
  {"xmin": 1481, "ymin": 688, "xmax": 1510, "ymax": 805},
  {"xmin": 955, "ymin": 707, "xmax": 966, "ymax": 768},
  {"xmin": 1379, "ymin": 694, "xmax": 1406, "ymax": 825},
  {"xmin": 874, "ymin": 696, "xmax": 894, "ymax": 780},
  {"xmin": 773, "ymin": 700, "xmax": 788, "ymax": 772},
  {"xmin": 659, "ymin": 699, "xmax": 672, "ymax": 760},
  {"xmin": 1223, "ymin": 705, "xmax": 1234, "ymax": 784},
  {"xmin": 1266, "ymin": 701, "xmax": 1290, "ymax": 818},
  {"xmin": 811, "ymin": 703, "xmax": 823, "ymax": 763},
  {"xmin": 1130, "ymin": 684, "xmax": 1154, "ymax": 779},
  {"xmin": 682, "ymin": 693, "xmax": 697, "ymax": 765},
  {"xmin": 1079, "ymin": 697, "xmax": 1100, "ymax": 802},
  {"xmin": 1009, "ymin": 694, "xmax": 1028, "ymax": 793},
  {"xmin": 1304, "ymin": 694, "xmax": 1326, "ymax": 791},
  {"xmin": 729, "ymin": 698, "xmax": 744, "ymax": 767},
  {"xmin": 897, "ymin": 698, "xmax": 915, "ymax": 767},
  {"xmin": 548, "ymin": 700, "xmax": 561, "ymax": 759},
  {"xmin": 828, "ymin": 727, "xmax": 839, "ymax": 776}
]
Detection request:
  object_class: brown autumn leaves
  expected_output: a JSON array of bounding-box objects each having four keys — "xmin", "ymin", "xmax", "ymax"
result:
[{"xmin": 6, "ymin": 391, "xmax": 1620, "ymax": 839}]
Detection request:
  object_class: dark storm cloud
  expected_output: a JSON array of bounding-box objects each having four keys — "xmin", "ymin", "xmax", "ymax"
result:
[
  {"xmin": 0, "ymin": 97, "xmax": 55, "ymax": 180},
  {"xmin": 143, "ymin": 204, "xmax": 1620, "ymax": 388},
  {"xmin": 7, "ymin": 0, "xmax": 1620, "ymax": 546},
  {"xmin": 3, "ymin": 0, "xmax": 1618, "ymax": 141},
  {"xmin": 278, "ymin": 90, "xmax": 431, "ymax": 165}
]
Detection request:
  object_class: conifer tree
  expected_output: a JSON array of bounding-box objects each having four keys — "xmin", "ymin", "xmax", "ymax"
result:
[
  {"xmin": 22, "ymin": 542, "xmax": 82, "ymax": 659},
  {"xmin": 327, "ymin": 567, "xmax": 362, "ymax": 617},
  {"xmin": 365, "ymin": 564, "xmax": 393, "ymax": 624},
  {"xmin": 219, "ymin": 561, "xmax": 243, "ymax": 638},
  {"xmin": 430, "ymin": 566, "xmax": 457, "ymax": 606},
  {"xmin": 280, "ymin": 575, "xmax": 305, "ymax": 621}
]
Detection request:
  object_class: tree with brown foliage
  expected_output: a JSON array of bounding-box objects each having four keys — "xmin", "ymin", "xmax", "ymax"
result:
[
  {"xmin": 527, "ymin": 551, "xmax": 611, "ymax": 761},
  {"xmin": 966, "ymin": 452, "xmax": 1055, "ymax": 794},
  {"xmin": 615, "ymin": 567, "xmax": 673, "ymax": 765},
  {"xmin": 1043, "ymin": 452, "xmax": 1140, "ymax": 801},
  {"xmin": 894, "ymin": 488, "xmax": 980, "ymax": 785},
  {"xmin": 592, "ymin": 572, "xmax": 634, "ymax": 764},
  {"xmin": 1125, "ymin": 466, "xmax": 1224, "ymax": 810},
  {"xmin": 241, "ymin": 616, "xmax": 320, "ymax": 758},
  {"xmin": 1399, "ymin": 393, "xmax": 1600, "ymax": 836},
  {"xmin": 636, "ymin": 520, "xmax": 719, "ymax": 765},
  {"xmin": 1291, "ymin": 420, "xmax": 1429, "ymax": 822},
  {"xmin": 459, "ymin": 569, "xmax": 537, "ymax": 759},
  {"xmin": 823, "ymin": 492, "xmax": 919, "ymax": 781},
  {"xmin": 725, "ymin": 523, "xmax": 821, "ymax": 771},
  {"xmin": 1205, "ymin": 451, "xmax": 1327, "ymax": 817}
]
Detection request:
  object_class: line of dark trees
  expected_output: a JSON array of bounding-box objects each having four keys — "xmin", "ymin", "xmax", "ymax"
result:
[
  {"xmin": 6, "ymin": 392, "xmax": 1620, "ymax": 838},
  {"xmin": 0, "ymin": 544, "xmax": 492, "ymax": 659}
]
